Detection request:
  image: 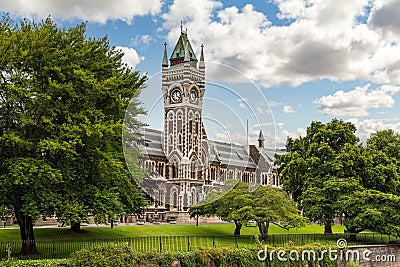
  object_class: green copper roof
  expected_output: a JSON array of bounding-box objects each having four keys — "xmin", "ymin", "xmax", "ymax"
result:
[{"xmin": 170, "ymin": 32, "xmax": 197, "ymax": 62}]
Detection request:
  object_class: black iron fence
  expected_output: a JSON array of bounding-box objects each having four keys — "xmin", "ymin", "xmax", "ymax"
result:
[{"xmin": 0, "ymin": 233, "xmax": 398, "ymax": 260}]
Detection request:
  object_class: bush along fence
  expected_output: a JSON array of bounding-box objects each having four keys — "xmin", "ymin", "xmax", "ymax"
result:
[
  {"xmin": 0, "ymin": 233, "xmax": 398, "ymax": 260},
  {"xmin": 0, "ymin": 243, "xmax": 342, "ymax": 267}
]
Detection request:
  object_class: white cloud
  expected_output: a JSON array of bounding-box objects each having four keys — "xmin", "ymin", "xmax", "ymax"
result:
[
  {"xmin": 368, "ymin": 0, "xmax": 400, "ymax": 39},
  {"xmin": 279, "ymin": 127, "xmax": 307, "ymax": 146},
  {"xmin": 256, "ymin": 105, "xmax": 271, "ymax": 114},
  {"xmin": 161, "ymin": 0, "xmax": 400, "ymax": 87},
  {"xmin": 212, "ymin": 124, "xmax": 277, "ymax": 147},
  {"xmin": 0, "ymin": 0, "xmax": 162, "ymax": 24},
  {"xmin": 213, "ymin": 131, "xmax": 248, "ymax": 145},
  {"xmin": 269, "ymin": 101, "xmax": 283, "ymax": 107},
  {"xmin": 283, "ymin": 105, "xmax": 295, "ymax": 113},
  {"xmin": 237, "ymin": 99, "xmax": 247, "ymax": 109},
  {"xmin": 346, "ymin": 118, "xmax": 400, "ymax": 143},
  {"xmin": 115, "ymin": 46, "xmax": 144, "ymax": 69},
  {"xmin": 279, "ymin": 119, "xmax": 400, "ymax": 146},
  {"xmin": 131, "ymin": 35, "xmax": 154, "ymax": 46},
  {"xmin": 314, "ymin": 84, "xmax": 400, "ymax": 117}
]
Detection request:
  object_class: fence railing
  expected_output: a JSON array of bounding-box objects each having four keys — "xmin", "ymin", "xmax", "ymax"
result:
[{"xmin": 0, "ymin": 233, "xmax": 398, "ymax": 260}]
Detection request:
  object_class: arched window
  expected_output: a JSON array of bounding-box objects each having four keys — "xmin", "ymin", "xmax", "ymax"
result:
[
  {"xmin": 172, "ymin": 161, "xmax": 178, "ymax": 178},
  {"xmin": 157, "ymin": 186, "xmax": 165, "ymax": 207},
  {"xmin": 190, "ymin": 159, "xmax": 197, "ymax": 179},
  {"xmin": 178, "ymin": 134, "xmax": 183, "ymax": 152},
  {"xmin": 191, "ymin": 189, "xmax": 196, "ymax": 205},
  {"xmin": 173, "ymin": 191, "xmax": 178, "ymax": 208}
]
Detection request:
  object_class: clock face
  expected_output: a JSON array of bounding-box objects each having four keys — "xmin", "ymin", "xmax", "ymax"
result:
[
  {"xmin": 190, "ymin": 90, "xmax": 197, "ymax": 103},
  {"xmin": 171, "ymin": 90, "xmax": 181, "ymax": 102}
]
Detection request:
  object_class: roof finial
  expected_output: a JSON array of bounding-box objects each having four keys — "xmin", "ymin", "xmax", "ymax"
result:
[
  {"xmin": 162, "ymin": 42, "xmax": 168, "ymax": 67},
  {"xmin": 258, "ymin": 129, "xmax": 265, "ymax": 148},
  {"xmin": 199, "ymin": 44, "xmax": 205, "ymax": 69},
  {"xmin": 180, "ymin": 20, "xmax": 183, "ymax": 33}
]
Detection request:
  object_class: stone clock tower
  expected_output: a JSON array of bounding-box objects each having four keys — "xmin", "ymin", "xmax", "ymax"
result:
[
  {"xmin": 136, "ymin": 28, "xmax": 283, "ymax": 217},
  {"xmin": 161, "ymin": 29, "xmax": 209, "ymax": 190}
]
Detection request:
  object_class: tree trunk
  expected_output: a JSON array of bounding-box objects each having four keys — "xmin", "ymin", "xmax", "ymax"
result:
[
  {"xmin": 71, "ymin": 221, "xmax": 81, "ymax": 232},
  {"xmin": 15, "ymin": 212, "xmax": 39, "ymax": 255},
  {"xmin": 257, "ymin": 221, "xmax": 269, "ymax": 241},
  {"xmin": 324, "ymin": 222, "xmax": 333, "ymax": 234},
  {"xmin": 233, "ymin": 221, "xmax": 242, "ymax": 236}
]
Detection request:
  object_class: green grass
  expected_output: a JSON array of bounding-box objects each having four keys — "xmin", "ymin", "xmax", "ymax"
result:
[
  {"xmin": 0, "ymin": 223, "xmax": 346, "ymax": 242},
  {"xmin": 1, "ymin": 224, "xmax": 397, "ymax": 260}
]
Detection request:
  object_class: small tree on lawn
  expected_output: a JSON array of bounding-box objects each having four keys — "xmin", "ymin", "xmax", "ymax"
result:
[{"xmin": 189, "ymin": 182, "xmax": 306, "ymax": 239}]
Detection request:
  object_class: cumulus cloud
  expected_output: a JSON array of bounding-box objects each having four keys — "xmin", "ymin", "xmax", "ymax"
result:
[
  {"xmin": 161, "ymin": 0, "xmax": 400, "ymax": 87},
  {"xmin": 283, "ymin": 105, "xmax": 295, "ymax": 113},
  {"xmin": 279, "ymin": 127, "xmax": 307, "ymax": 146},
  {"xmin": 346, "ymin": 118, "xmax": 400, "ymax": 143},
  {"xmin": 368, "ymin": 0, "xmax": 400, "ymax": 39},
  {"xmin": 131, "ymin": 35, "xmax": 154, "ymax": 46},
  {"xmin": 314, "ymin": 84, "xmax": 400, "ymax": 117},
  {"xmin": 115, "ymin": 46, "xmax": 144, "ymax": 69},
  {"xmin": 0, "ymin": 0, "xmax": 162, "ymax": 24}
]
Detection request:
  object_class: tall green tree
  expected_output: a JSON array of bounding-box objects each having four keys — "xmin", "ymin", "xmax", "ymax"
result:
[
  {"xmin": 340, "ymin": 131, "xmax": 400, "ymax": 237},
  {"xmin": 342, "ymin": 190, "xmax": 400, "ymax": 237},
  {"xmin": 276, "ymin": 119, "xmax": 360, "ymax": 234},
  {"xmin": 189, "ymin": 182, "xmax": 305, "ymax": 239},
  {"xmin": 0, "ymin": 16, "xmax": 147, "ymax": 254},
  {"xmin": 277, "ymin": 119, "xmax": 400, "ymax": 236},
  {"xmin": 367, "ymin": 129, "xmax": 400, "ymax": 166}
]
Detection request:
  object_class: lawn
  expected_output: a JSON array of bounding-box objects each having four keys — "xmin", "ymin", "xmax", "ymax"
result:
[
  {"xmin": 1, "ymin": 223, "xmax": 396, "ymax": 260},
  {"xmin": 0, "ymin": 223, "xmax": 346, "ymax": 242}
]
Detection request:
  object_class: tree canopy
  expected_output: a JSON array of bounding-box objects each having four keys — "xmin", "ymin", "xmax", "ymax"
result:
[
  {"xmin": 189, "ymin": 182, "xmax": 306, "ymax": 239},
  {"xmin": 0, "ymin": 16, "xmax": 147, "ymax": 254},
  {"xmin": 276, "ymin": 119, "xmax": 400, "ymax": 236}
]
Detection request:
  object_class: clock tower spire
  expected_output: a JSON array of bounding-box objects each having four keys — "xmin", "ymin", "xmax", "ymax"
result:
[{"xmin": 161, "ymin": 28, "xmax": 208, "ymax": 186}]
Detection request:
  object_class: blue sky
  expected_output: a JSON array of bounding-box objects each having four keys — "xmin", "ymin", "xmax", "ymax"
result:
[{"xmin": 2, "ymin": 0, "xmax": 400, "ymax": 147}]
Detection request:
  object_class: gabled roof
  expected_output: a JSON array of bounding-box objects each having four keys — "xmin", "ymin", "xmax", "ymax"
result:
[
  {"xmin": 209, "ymin": 140, "xmax": 257, "ymax": 169},
  {"xmin": 138, "ymin": 128, "xmax": 164, "ymax": 157},
  {"xmin": 259, "ymin": 147, "xmax": 288, "ymax": 167},
  {"xmin": 139, "ymin": 128, "xmax": 257, "ymax": 169},
  {"xmin": 170, "ymin": 32, "xmax": 197, "ymax": 63}
]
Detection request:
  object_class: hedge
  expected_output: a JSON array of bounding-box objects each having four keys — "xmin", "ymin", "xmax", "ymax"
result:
[
  {"xmin": 68, "ymin": 243, "xmax": 339, "ymax": 267},
  {"xmin": 0, "ymin": 259, "xmax": 67, "ymax": 267},
  {"xmin": 1, "ymin": 243, "xmax": 340, "ymax": 267}
]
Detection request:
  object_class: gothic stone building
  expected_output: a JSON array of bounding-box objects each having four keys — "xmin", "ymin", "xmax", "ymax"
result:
[{"xmin": 138, "ymin": 30, "xmax": 287, "ymax": 222}]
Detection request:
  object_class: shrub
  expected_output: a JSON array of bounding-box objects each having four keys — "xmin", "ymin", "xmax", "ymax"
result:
[
  {"xmin": 346, "ymin": 261, "xmax": 360, "ymax": 267},
  {"xmin": 227, "ymin": 248, "xmax": 261, "ymax": 267},
  {"xmin": 0, "ymin": 259, "xmax": 67, "ymax": 267},
  {"xmin": 195, "ymin": 248, "xmax": 228, "ymax": 267},
  {"xmin": 68, "ymin": 243, "xmax": 137, "ymax": 267},
  {"xmin": 67, "ymin": 242, "xmax": 339, "ymax": 267}
]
